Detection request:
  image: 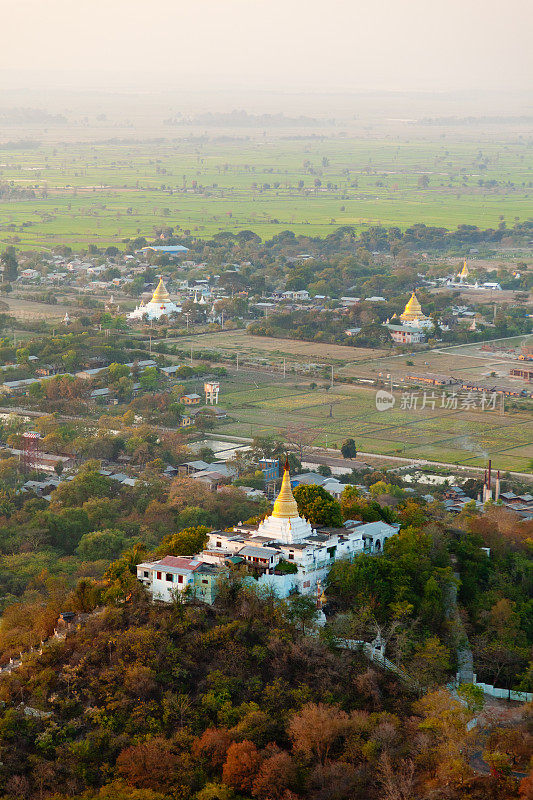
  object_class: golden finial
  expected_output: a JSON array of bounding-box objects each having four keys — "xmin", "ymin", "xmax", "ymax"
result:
[
  {"xmin": 151, "ymin": 277, "xmax": 171, "ymax": 303},
  {"xmin": 271, "ymin": 457, "xmax": 299, "ymax": 519}
]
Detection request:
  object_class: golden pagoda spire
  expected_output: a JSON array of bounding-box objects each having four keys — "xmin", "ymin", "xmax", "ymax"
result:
[
  {"xmin": 400, "ymin": 291, "xmax": 425, "ymax": 322},
  {"xmin": 151, "ymin": 277, "xmax": 170, "ymax": 303},
  {"xmin": 271, "ymin": 457, "xmax": 299, "ymax": 519}
]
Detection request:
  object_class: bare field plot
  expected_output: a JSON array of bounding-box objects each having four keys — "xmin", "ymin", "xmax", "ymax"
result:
[
  {"xmin": 178, "ymin": 330, "xmax": 385, "ymax": 364},
  {"xmin": 2, "ymin": 296, "xmax": 73, "ymax": 321},
  {"xmin": 340, "ymin": 342, "xmax": 533, "ymax": 386}
]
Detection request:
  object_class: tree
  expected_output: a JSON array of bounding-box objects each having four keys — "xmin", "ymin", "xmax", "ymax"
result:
[
  {"xmin": 107, "ymin": 363, "xmax": 131, "ymax": 384},
  {"xmin": 415, "ymin": 689, "xmax": 472, "ymax": 782},
  {"xmin": 293, "ymin": 484, "xmax": 342, "ymax": 527},
  {"xmin": 175, "ymin": 507, "xmax": 214, "ymax": 531},
  {"xmin": 377, "ymin": 754, "xmax": 416, "ymax": 800},
  {"xmin": 341, "ymin": 438, "xmax": 357, "ymax": 459},
  {"xmin": 1, "ymin": 247, "xmax": 18, "ymax": 282},
  {"xmin": 252, "ymin": 751, "xmax": 296, "ymax": 800},
  {"xmin": 409, "ymin": 636, "xmax": 450, "ymax": 689},
  {"xmin": 284, "ymin": 424, "xmax": 319, "ymax": 460},
  {"xmin": 457, "ymin": 682, "xmax": 484, "ymax": 714},
  {"xmin": 155, "ymin": 525, "xmax": 210, "ymax": 557},
  {"xmin": 41, "ymin": 507, "xmax": 92, "ymax": 553},
  {"xmin": 117, "ymin": 737, "xmax": 179, "ymax": 790},
  {"xmin": 222, "ymin": 740, "xmax": 261, "ymax": 793},
  {"xmin": 51, "ymin": 467, "xmax": 115, "ymax": 508},
  {"xmin": 76, "ymin": 529, "xmax": 127, "ymax": 561},
  {"xmin": 15, "ymin": 347, "xmax": 30, "ymax": 366},
  {"xmin": 287, "ymin": 595, "xmax": 319, "ymax": 634},
  {"xmin": 289, "ymin": 702, "xmax": 349, "ymax": 765},
  {"xmin": 198, "ymin": 447, "xmax": 217, "ymax": 463},
  {"xmin": 139, "ymin": 366, "xmax": 160, "ymax": 391},
  {"xmin": 251, "ymin": 434, "xmax": 284, "ymax": 460},
  {"xmin": 195, "ymin": 412, "xmax": 216, "ymax": 431},
  {"xmin": 193, "ymin": 728, "xmax": 232, "ymax": 772}
]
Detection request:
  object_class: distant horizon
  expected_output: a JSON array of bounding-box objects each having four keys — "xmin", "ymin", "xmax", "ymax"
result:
[{"xmin": 3, "ymin": 70, "xmax": 533, "ymax": 98}]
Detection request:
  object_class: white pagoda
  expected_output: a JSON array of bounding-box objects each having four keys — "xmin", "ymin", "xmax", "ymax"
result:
[{"xmin": 128, "ymin": 277, "xmax": 181, "ymax": 321}]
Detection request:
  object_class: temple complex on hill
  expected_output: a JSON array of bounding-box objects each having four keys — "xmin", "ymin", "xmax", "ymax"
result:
[
  {"xmin": 128, "ymin": 277, "xmax": 181, "ymax": 321},
  {"xmin": 136, "ymin": 460, "xmax": 399, "ymax": 602}
]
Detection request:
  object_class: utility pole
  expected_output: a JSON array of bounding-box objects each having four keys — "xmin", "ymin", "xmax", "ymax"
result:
[
  {"xmin": 331, "ymin": 365, "xmax": 334, "ymax": 389},
  {"xmin": 236, "ymin": 353, "xmax": 239, "ymax": 371},
  {"xmin": 283, "ymin": 357, "xmax": 286, "ymax": 378},
  {"xmin": 190, "ymin": 344, "xmax": 193, "ymax": 365},
  {"xmin": 149, "ymin": 335, "xmax": 152, "ymax": 355}
]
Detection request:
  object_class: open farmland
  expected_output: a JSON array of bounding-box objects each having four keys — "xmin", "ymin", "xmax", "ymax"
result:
[
  {"xmin": 217, "ymin": 372, "xmax": 533, "ymax": 472},
  {"xmin": 175, "ymin": 332, "xmax": 533, "ymax": 472},
  {"xmin": 0, "ymin": 134, "xmax": 532, "ymax": 250},
  {"xmin": 340, "ymin": 334, "xmax": 533, "ymax": 388},
  {"xmin": 173, "ymin": 329, "xmax": 388, "ymax": 366},
  {"xmin": 169, "ymin": 330, "xmax": 533, "ymax": 392},
  {"xmin": 0, "ymin": 295, "xmax": 73, "ymax": 321}
]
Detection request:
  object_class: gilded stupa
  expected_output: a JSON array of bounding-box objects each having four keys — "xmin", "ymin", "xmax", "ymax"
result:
[
  {"xmin": 151, "ymin": 277, "xmax": 171, "ymax": 303},
  {"xmin": 399, "ymin": 291, "xmax": 432, "ymax": 329},
  {"xmin": 458, "ymin": 261, "xmax": 469, "ymax": 281},
  {"xmin": 271, "ymin": 458, "xmax": 299, "ymax": 519},
  {"xmin": 256, "ymin": 458, "xmax": 314, "ymax": 544},
  {"xmin": 128, "ymin": 276, "xmax": 181, "ymax": 321}
]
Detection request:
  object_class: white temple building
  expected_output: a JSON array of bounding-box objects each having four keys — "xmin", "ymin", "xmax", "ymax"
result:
[
  {"xmin": 136, "ymin": 461, "xmax": 399, "ymax": 602},
  {"xmin": 202, "ymin": 460, "xmax": 399, "ymax": 598},
  {"xmin": 128, "ymin": 277, "xmax": 181, "ymax": 321},
  {"xmin": 446, "ymin": 261, "xmax": 502, "ymax": 291}
]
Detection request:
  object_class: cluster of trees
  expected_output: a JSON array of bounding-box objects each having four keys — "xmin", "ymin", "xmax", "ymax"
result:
[
  {"xmin": 0, "ymin": 455, "xmax": 269, "ymax": 656},
  {"xmin": 110, "ymin": 221, "xmax": 533, "ymax": 311},
  {"xmin": 0, "ymin": 577, "xmax": 530, "ymax": 800},
  {"xmin": 451, "ymin": 506, "xmax": 533, "ymax": 690}
]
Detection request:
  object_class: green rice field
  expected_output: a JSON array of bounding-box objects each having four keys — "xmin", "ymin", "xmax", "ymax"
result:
[
  {"xmin": 1, "ymin": 136, "xmax": 531, "ymax": 249},
  {"xmin": 216, "ymin": 375, "xmax": 533, "ymax": 473}
]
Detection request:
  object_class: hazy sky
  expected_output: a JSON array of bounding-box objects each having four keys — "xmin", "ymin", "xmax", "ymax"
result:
[{"xmin": 2, "ymin": 0, "xmax": 532, "ymax": 93}]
